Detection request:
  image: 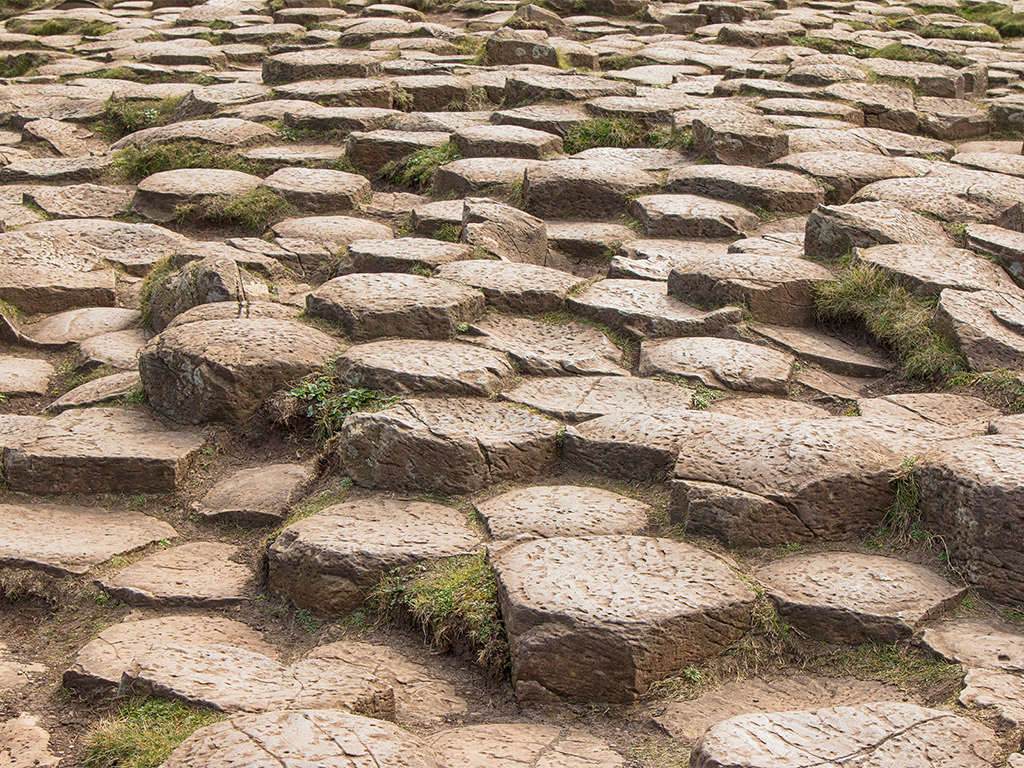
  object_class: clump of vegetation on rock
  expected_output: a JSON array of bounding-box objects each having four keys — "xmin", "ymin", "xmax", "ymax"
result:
[
  {"xmin": 960, "ymin": 2, "xmax": 1024, "ymax": 36},
  {"xmin": 287, "ymin": 376, "xmax": 400, "ymax": 443},
  {"xmin": 108, "ymin": 143, "xmax": 271, "ymax": 182},
  {"xmin": 172, "ymin": 187, "xmax": 297, "ymax": 235},
  {"xmin": 371, "ymin": 552, "xmax": 510, "ymax": 677},
  {"xmin": 84, "ymin": 697, "xmax": 223, "ymax": 768},
  {"xmin": 380, "ymin": 141, "xmax": 462, "ymax": 189},
  {"xmin": 99, "ymin": 96, "xmax": 184, "ymax": 139},
  {"xmin": 562, "ymin": 117, "xmax": 688, "ymax": 154}
]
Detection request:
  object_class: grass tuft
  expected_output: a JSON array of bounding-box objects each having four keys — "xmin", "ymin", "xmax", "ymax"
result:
[
  {"xmin": 947, "ymin": 369, "xmax": 1024, "ymax": 412},
  {"xmin": 11, "ymin": 17, "xmax": 115, "ymax": 36},
  {"xmin": 287, "ymin": 376, "xmax": 399, "ymax": 443},
  {"xmin": 813, "ymin": 264, "xmax": 965, "ymax": 381},
  {"xmin": 960, "ymin": 2, "xmax": 1024, "ymax": 37},
  {"xmin": 430, "ymin": 223, "xmax": 462, "ymax": 242},
  {"xmin": 379, "ymin": 141, "xmax": 461, "ymax": 189},
  {"xmin": 84, "ymin": 698, "xmax": 223, "ymax": 768},
  {"xmin": 869, "ymin": 42, "xmax": 968, "ymax": 67},
  {"xmin": 562, "ymin": 117, "xmax": 687, "ymax": 155},
  {"xmin": 108, "ymin": 143, "xmax": 271, "ymax": 182},
  {"xmin": 99, "ymin": 96, "xmax": 183, "ymax": 139},
  {"xmin": 138, "ymin": 256, "xmax": 176, "ymax": 329},
  {"xmin": 172, "ymin": 187, "xmax": 296, "ymax": 235},
  {"xmin": 919, "ymin": 22, "xmax": 1001, "ymax": 41},
  {"xmin": 370, "ymin": 552, "xmax": 509, "ymax": 677},
  {"xmin": 876, "ymin": 457, "xmax": 926, "ymax": 547},
  {"xmin": 811, "ymin": 642, "xmax": 962, "ymax": 694}
]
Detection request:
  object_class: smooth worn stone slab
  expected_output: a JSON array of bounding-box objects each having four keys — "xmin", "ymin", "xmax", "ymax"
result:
[
  {"xmin": 917, "ymin": 435, "xmax": 1024, "ymax": 602},
  {"xmin": 269, "ymin": 498, "xmax": 481, "ymax": 614},
  {"xmin": 0, "ymin": 503, "xmax": 175, "ymax": 577},
  {"xmin": 0, "ymin": 356, "xmax": 53, "ymax": 396},
  {"xmin": 16, "ymin": 312, "xmax": 135, "ymax": 352},
  {"xmin": 918, "ymin": 620, "xmax": 1024, "ymax": 673},
  {"xmin": 640, "ymin": 337, "xmax": 794, "ymax": 394},
  {"xmin": 667, "ymin": 253, "xmax": 833, "ymax": 326},
  {"xmin": 133, "ymin": 168, "xmax": 263, "ymax": 223},
  {"xmin": 503, "ymin": 376, "xmax": 692, "ymax": 422},
  {"xmin": 64, "ymin": 614, "xmax": 276, "ymax": 694},
  {"xmin": 194, "ymin": 464, "xmax": 312, "ymax": 526},
  {"xmin": 672, "ymin": 419, "xmax": 901, "ymax": 544},
  {"xmin": 960, "ymin": 668, "xmax": 1024, "ymax": 727},
  {"xmin": 160, "ymin": 710, "xmax": 443, "ymax": 768},
  {"xmin": 0, "ymin": 715, "xmax": 58, "ymax": 768},
  {"xmin": 262, "ymin": 168, "xmax": 371, "ymax": 214},
  {"xmin": 936, "ymin": 288, "xmax": 1024, "ymax": 371},
  {"xmin": 665, "ymin": 164, "xmax": 823, "ymax": 214},
  {"xmin": 341, "ymin": 238, "xmax": 474, "ymax": 274},
  {"xmin": 98, "ymin": 542, "xmax": 250, "ymax": 607},
  {"xmin": 262, "ymin": 49, "xmax": 384, "ymax": 83},
  {"xmin": 164, "ymin": 301, "xmax": 300, "ymax": 330},
  {"xmin": 454, "ymin": 124, "xmax": 562, "ymax": 159},
  {"xmin": 110, "ymin": 117, "xmax": 276, "ymax": 151},
  {"xmin": 25, "ymin": 184, "xmax": 132, "ymax": 220},
  {"xmin": 756, "ymin": 552, "xmax": 964, "ymax": 644},
  {"xmin": 856, "ymin": 243, "xmax": 1014, "ymax": 296},
  {"xmin": 493, "ymin": 535, "xmax": 754, "ymax": 702},
  {"xmin": 338, "ymin": 398, "xmax": 560, "ymax": 494},
  {"xmin": 272, "ymin": 215, "xmax": 394, "ymax": 247},
  {"xmin": 749, "ymin": 325, "xmax": 891, "ymax": 377},
  {"xmin": 336, "ymin": 339, "xmax": 514, "ymax": 396},
  {"xmin": 629, "ymin": 194, "xmax": 760, "ymax": 239},
  {"xmin": 523, "ymin": 158, "xmax": 659, "ymax": 220},
  {"xmin": 306, "ymin": 642, "xmax": 468, "ymax": 726},
  {"xmin": 568, "ymin": 279, "xmax": 740, "ymax": 339},
  {"xmin": 804, "ymin": 201, "xmax": 952, "ymax": 260},
  {"xmin": 140, "ymin": 319, "xmax": 338, "ymax": 424},
  {"xmin": 429, "ymin": 724, "xmax": 624, "ymax": 768},
  {"xmin": 78, "ymin": 328, "xmax": 148, "ymax": 371},
  {"xmin": 4, "ymin": 407, "xmax": 203, "ymax": 494},
  {"xmin": 690, "ymin": 703, "xmax": 999, "ymax": 768},
  {"xmin": 307, "ymin": 274, "xmax": 484, "ymax": 341},
  {"xmin": 123, "ymin": 643, "xmax": 394, "ymax": 718},
  {"xmin": 476, "ymin": 485, "xmax": 650, "ymax": 540},
  {"xmin": 461, "ymin": 315, "xmax": 627, "ymax": 377},
  {"xmin": 435, "ymin": 261, "xmax": 586, "ymax": 315},
  {"xmin": 655, "ymin": 674, "xmax": 902, "ymax": 743}
]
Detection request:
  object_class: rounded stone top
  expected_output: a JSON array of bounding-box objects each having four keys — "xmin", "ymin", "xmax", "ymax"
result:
[{"xmin": 475, "ymin": 485, "xmax": 651, "ymax": 539}]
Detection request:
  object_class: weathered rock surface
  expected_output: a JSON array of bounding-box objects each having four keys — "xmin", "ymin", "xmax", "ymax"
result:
[
  {"xmin": 476, "ymin": 485, "xmax": 650, "ymax": 540},
  {"xmin": 639, "ymin": 337, "xmax": 795, "ymax": 394},
  {"xmin": 194, "ymin": 464, "xmax": 312, "ymax": 525},
  {"xmin": 0, "ymin": 715, "xmax": 58, "ymax": 768},
  {"xmin": 428, "ymin": 724, "xmax": 624, "ymax": 768},
  {"xmin": 503, "ymin": 376, "xmax": 692, "ymax": 422}
]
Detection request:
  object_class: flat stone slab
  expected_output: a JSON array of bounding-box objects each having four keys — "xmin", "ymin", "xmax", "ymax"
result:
[
  {"xmin": 336, "ymin": 339, "xmax": 514, "ymax": 396},
  {"xmin": 46, "ymin": 371, "xmax": 142, "ymax": 414},
  {"xmin": 4, "ymin": 407, "xmax": 203, "ymax": 494},
  {"xmin": 0, "ymin": 715, "xmax": 58, "ymax": 768},
  {"xmin": 655, "ymin": 674, "xmax": 903, "ymax": 742},
  {"xmin": 339, "ymin": 397, "xmax": 561, "ymax": 493},
  {"xmin": 123, "ymin": 643, "xmax": 394, "ymax": 717},
  {"xmin": 629, "ymin": 194, "xmax": 760, "ymax": 239},
  {"xmin": 749, "ymin": 325, "xmax": 891, "ymax": 377},
  {"xmin": 960, "ymin": 668, "xmax": 1024, "ymax": 727},
  {"xmin": 476, "ymin": 485, "xmax": 650, "ymax": 540},
  {"xmin": 428, "ymin": 724, "xmax": 624, "ymax": 768},
  {"xmin": 98, "ymin": 542, "xmax": 250, "ymax": 607},
  {"xmin": 24, "ymin": 184, "xmax": 132, "ymax": 220},
  {"xmin": 110, "ymin": 117, "xmax": 276, "ymax": 150},
  {"xmin": 64, "ymin": 615, "xmax": 276, "ymax": 694},
  {"xmin": 568, "ymin": 279, "xmax": 741, "ymax": 339},
  {"xmin": 707, "ymin": 398, "xmax": 830, "ymax": 420},
  {"xmin": 268, "ymin": 498, "xmax": 481, "ymax": 613},
  {"xmin": 493, "ymin": 535, "xmax": 754, "ymax": 702},
  {"xmin": 461, "ymin": 315, "xmax": 627, "ymax": 376},
  {"xmin": 0, "ymin": 502, "xmax": 175, "ymax": 576},
  {"xmin": 857, "ymin": 243, "xmax": 1015, "ymax": 296},
  {"xmin": 804, "ymin": 201, "xmax": 953, "ymax": 261},
  {"xmin": 503, "ymin": 375, "xmax": 692, "ymax": 422},
  {"xmin": 523, "ymin": 158, "xmax": 658, "ymax": 220},
  {"xmin": 639, "ymin": 337, "xmax": 795, "ymax": 394},
  {"xmin": 672, "ymin": 419, "xmax": 901, "ymax": 544},
  {"xmin": 756, "ymin": 552, "xmax": 964, "ymax": 644},
  {"xmin": 140, "ymin": 319, "xmax": 339, "ymax": 424},
  {"xmin": 273, "ymin": 216, "xmax": 394, "ymax": 247},
  {"xmin": 160, "ymin": 710, "xmax": 442, "ymax": 768},
  {"xmin": 936, "ymin": 288, "xmax": 1024, "ymax": 372},
  {"xmin": 0, "ymin": 356, "xmax": 54, "ymax": 396},
  {"xmin": 342, "ymin": 238, "xmax": 474, "ymax": 274},
  {"xmin": 919, "ymin": 619, "xmax": 1024, "ymax": 673},
  {"xmin": 194, "ymin": 463, "xmax": 312, "ymax": 525},
  {"xmin": 665, "ymin": 165, "xmax": 823, "ymax": 214},
  {"xmin": 307, "ymin": 274, "xmax": 484, "ymax": 341},
  {"xmin": 690, "ymin": 702, "xmax": 999, "ymax": 768},
  {"xmin": 435, "ymin": 261, "xmax": 586, "ymax": 314},
  {"xmin": 263, "ymin": 168, "xmax": 371, "ymax": 214}
]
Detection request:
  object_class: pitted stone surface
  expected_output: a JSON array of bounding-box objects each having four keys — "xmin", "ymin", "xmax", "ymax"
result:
[
  {"xmin": 492, "ymin": 536, "xmax": 754, "ymax": 701},
  {"xmin": 629, "ymin": 195, "xmax": 760, "ymax": 239},
  {"xmin": 919, "ymin": 620, "xmax": 1024, "ymax": 673},
  {"xmin": 0, "ymin": 356, "xmax": 54, "ymax": 396},
  {"xmin": 160, "ymin": 710, "xmax": 443, "ymax": 768},
  {"xmin": 123, "ymin": 642, "xmax": 394, "ymax": 717},
  {"xmin": 0, "ymin": 503, "xmax": 175, "ymax": 577},
  {"xmin": 936, "ymin": 288, "xmax": 1024, "ymax": 371},
  {"xmin": 639, "ymin": 337, "xmax": 795, "ymax": 394},
  {"xmin": 339, "ymin": 398, "xmax": 560, "ymax": 493},
  {"xmin": 98, "ymin": 542, "xmax": 251, "ymax": 607},
  {"xmin": 337, "ymin": 339, "xmax": 514, "ymax": 396},
  {"xmin": 133, "ymin": 169, "xmax": 263, "ymax": 222},
  {"xmin": 461, "ymin": 315, "xmax": 627, "ymax": 377},
  {"xmin": 0, "ymin": 715, "xmax": 58, "ymax": 768},
  {"xmin": 690, "ymin": 703, "xmax": 999, "ymax": 768},
  {"xmin": 110, "ymin": 117, "xmax": 276, "ymax": 150},
  {"xmin": 503, "ymin": 376, "xmax": 692, "ymax": 422},
  {"xmin": 428, "ymin": 724, "xmax": 625, "ymax": 768},
  {"xmin": 756, "ymin": 552, "xmax": 964, "ymax": 643},
  {"xmin": 140, "ymin": 319, "xmax": 338, "ymax": 424},
  {"xmin": 342, "ymin": 238, "xmax": 474, "ymax": 274},
  {"xmin": 194, "ymin": 463, "xmax": 312, "ymax": 525},
  {"xmin": 435, "ymin": 261, "xmax": 586, "ymax": 314},
  {"xmin": 269, "ymin": 499, "xmax": 480, "ymax": 613},
  {"xmin": 307, "ymin": 273, "xmax": 485, "ymax": 341},
  {"xmin": 476, "ymin": 485, "xmax": 650, "ymax": 540},
  {"xmin": 856, "ymin": 243, "xmax": 1015, "ymax": 296}
]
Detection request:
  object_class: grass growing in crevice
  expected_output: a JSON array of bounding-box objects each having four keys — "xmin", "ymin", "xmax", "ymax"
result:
[
  {"xmin": 960, "ymin": 2, "xmax": 1024, "ymax": 37},
  {"xmin": 379, "ymin": 141, "xmax": 461, "ymax": 189},
  {"xmin": 84, "ymin": 697, "xmax": 224, "ymax": 768},
  {"xmin": 138, "ymin": 256, "xmax": 175, "ymax": 329},
  {"xmin": 10, "ymin": 17, "xmax": 116, "ymax": 36},
  {"xmin": 107, "ymin": 143, "xmax": 274, "ymax": 182},
  {"xmin": 947, "ymin": 369, "xmax": 1024, "ymax": 412},
  {"xmin": 919, "ymin": 22, "xmax": 1001, "ymax": 41},
  {"xmin": 430, "ymin": 223, "xmax": 463, "ymax": 242},
  {"xmin": 813, "ymin": 264, "xmax": 965, "ymax": 381},
  {"xmin": 869, "ymin": 42, "xmax": 968, "ymax": 67},
  {"xmin": 795, "ymin": 35, "xmax": 871, "ymax": 56},
  {"xmin": 98, "ymin": 96, "xmax": 184, "ymax": 139},
  {"xmin": 810, "ymin": 642, "xmax": 962, "ymax": 696},
  {"xmin": 287, "ymin": 376, "xmax": 400, "ymax": 443},
  {"xmin": 562, "ymin": 117, "xmax": 688, "ymax": 155},
  {"xmin": 370, "ymin": 552, "xmax": 510, "ymax": 677},
  {"xmin": 876, "ymin": 457, "xmax": 926, "ymax": 548},
  {"xmin": 172, "ymin": 188, "xmax": 297, "ymax": 235},
  {"xmin": 0, "ymin": 51, "xmax": 46, "ymax": 78}
]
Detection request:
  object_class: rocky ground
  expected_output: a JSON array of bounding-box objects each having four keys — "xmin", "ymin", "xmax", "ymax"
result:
[{"xmin": 2, "ymin": 0, "xmax": 1024, "ymax": 765}]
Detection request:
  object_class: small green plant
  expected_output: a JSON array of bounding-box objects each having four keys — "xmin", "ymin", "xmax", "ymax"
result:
[
  {"xmin": 138, "ymin": 256, "xmax": 176, "ymax": 329},
  {"xmin": 0, "ymin": 51, "xmax": 45, "ymax": 78},
  {"xmin": 288, "ymin": 377, "xmax": 399, "ymax": 442},
  {"xmin": 878, "ymin": 457, "xmax": 925, "ymax": 547},
  {"xmin": 431, "ymin": 223, "xmax": 462, "ymax": 242},
  {"xmin": 947, "ymin": 369, "xmax": 1024, "ymax": 413},
  {"xmin": 84, "ymin": 697, "xmax": 223, "ymax": 768},
  {"xmin": 869, "ymin": 42, "xmax": 968, "ymax": 67},
  {"xmin": 12, "ymin": 17, "xmax": 115, "ymax": 36},
  {"xmin": 380, "ymin": 141, "xmax": 461, "ymax": 189},
  {"xmin": 814, "ymin": 642, "xmax": 961, "ymax": 692},
  {"xmin": 370, "ymin": 552, "xmax": 509, "ymax": 676},
  {"xmin": 99, "ymin": 96, "xmax": 183, "ymax": 139},
  {"xmin": 172, "ymin": 188, "xmax": 297, "ymax": 235},
  {"xmin": 814, "ymin": 264, "xmax": 965, "ymax": 381},
  {"xmin": 107, "ymin": 143, "xmax": 270, "ymax": 183},
  {"xmin": 690, "ymin": 383, "xmax": 724, "ymax": 410},
  {"xmin": 562, "ymin": 117, "xmax": 685, "ymax": 154}
]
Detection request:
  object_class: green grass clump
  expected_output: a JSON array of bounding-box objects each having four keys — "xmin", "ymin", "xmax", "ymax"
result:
[
  {"xmin": 371, "ymin": 552, "xmax": 509, "ymax": 676},
  {"xmin": 288, "ymin": 377, "xmax": 399, "ymax": 442},
  {"xmin": 380, "ymin": 141, "xmax": 461, "ymax": 189},
  {"xmin": 430, "ymin": 223, "xmax": 462, "ymax": 242},
  {"xmin": 0, "ymin": 52, "xmax": 45, "ymax": 78},
  {"xmin": 869, "ymin": 42, "xmax": 968, "ymax": 67},
  {"xmin": 960, "ymin": 2, "xmax": 1024, "ymax": 37},
  {"xmin": 814, "ymin": 264, "xmax": 965, "ymax": 380},
  {"xmin": 108, "ymin": 143, "xmax": 270, "ymax": 182},
  {"xmin": 138, "ymin": 256, "xmax": 176, "ymax": 329},
  {"xmin": 12, "ymin": 17, "xmax": 115, "ymax": 36},
  {"xmin": 562, "ymin": 117, "xmax": 688, "ymax": 154},
  {"xmin": 99, "ymin": 96, "xmax": 183, "ymax": 139},
  {"xmin": 947, "ymin": 369, "xmax": 1024, "ymax": 412},
  {"xmin": 796, "ymin": 36, "xmax": 871, "ymax": 56},
  {"xmin": 172, "ymin": 188, "xmax": 297, "ymax": 235},
  {"xmin": 813, "ymin": 642, "xmax": 962, "ymax": 693},
  {"xmin": 919, "ymin": 22, "xmax": 1001, "ymax": 41},
  {"xmin": 84, "ymin": 697, "xmax": 223, "ymax": 768},
  {"xmin": 875, "ymin": 457, "xmax": 927, "ymax": 547}
]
